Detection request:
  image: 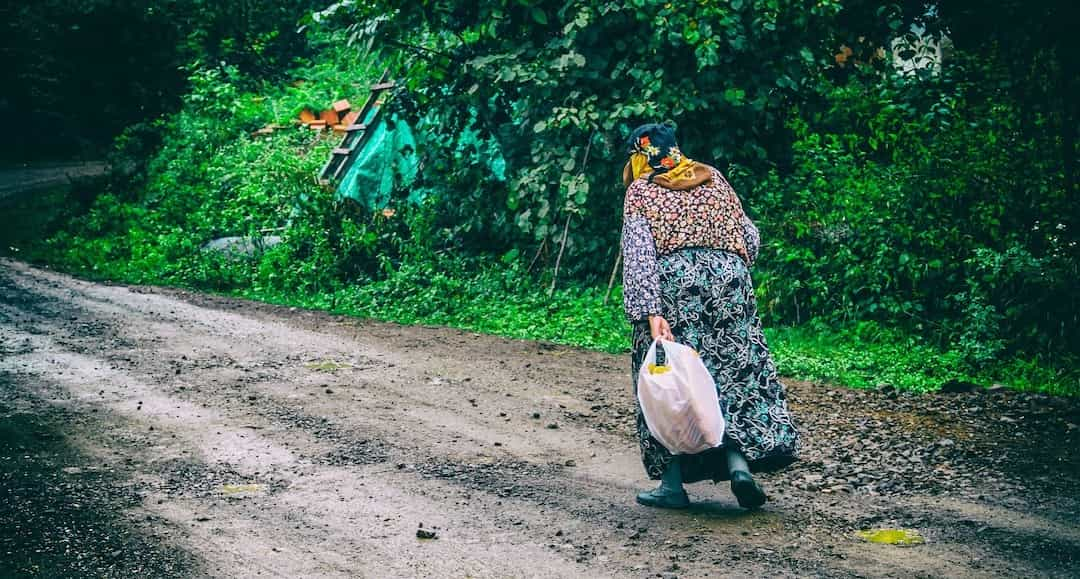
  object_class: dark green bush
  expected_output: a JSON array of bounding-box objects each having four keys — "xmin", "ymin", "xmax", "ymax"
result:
[
  {"xmin": 7, "ymin": 5, "xmax": 1076, "ymax": 395},
  {"xmin": 747, "ymin": 64, "xmax": 1077, "ymax": 367}
]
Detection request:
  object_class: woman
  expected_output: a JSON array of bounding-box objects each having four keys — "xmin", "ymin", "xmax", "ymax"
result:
[{"xmin": 621, "ymin": 122, "xmax": 800, "ymax": 510}]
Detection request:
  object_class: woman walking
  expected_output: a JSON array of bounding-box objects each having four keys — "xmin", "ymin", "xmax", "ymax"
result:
[{"xmin": 621, "ymin": 122, "xmax": 800, "ymax": 510}]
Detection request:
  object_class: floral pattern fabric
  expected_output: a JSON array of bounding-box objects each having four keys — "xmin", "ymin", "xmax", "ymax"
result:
[
  {"xmin": 631, "ymin": 248, "xmax": 800, "ymax": 483},
  {"xmin": 623, "ymin": 168, "xmax": 750, "ymax": 261},
  {"xmin": 627, "ymin": 122, "xmax": 684, "ymax": 172},
  {"xmin": 741, "ymin": 213, "xmax": 760, "ymax": 266},
  {"xmin": 621, "ymin": 215, "xmax": 662, "ymax": 321},
  {"xmin": 622, "ymin": 209, "xmax": 760, "ymax": 322}
]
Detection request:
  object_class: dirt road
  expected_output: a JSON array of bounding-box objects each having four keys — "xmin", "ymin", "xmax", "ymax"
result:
[
  {"xmin": 0, "ymin": 162, "xmax": 108, "ymax": 202},
  {"xmin": 1, "ymin": 260, "xmax": 1078, "ymax": 578}
]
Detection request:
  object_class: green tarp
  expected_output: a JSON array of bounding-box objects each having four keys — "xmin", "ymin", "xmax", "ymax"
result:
[
  {"xmin": 335, "ymin": 113, "xmax": 421, "ymax": 208},
  {"xmin": 332, "ymin": 108, "xmax": 507, "ymax": 210}
]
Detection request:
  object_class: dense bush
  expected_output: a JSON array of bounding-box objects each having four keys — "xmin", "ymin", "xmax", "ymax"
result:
[
  {"xmin": 7, "ymin": 3, "xmax": 1077, "ymax": 395},
  {"xmin": 313, "ymin": 0, "xmax": 857, "ymax": 281},
  {"xmin": 1, "ymin": 0, "xmax": 322, "ymax": 160},
  {"xmin": 750, "ymin": 62, "xmax": 1078, "ymax": 366},
  {"xmin": 305, "ymin": 1, "xmax": 1079, "ymax": 367},
  {"xmin": 44, "ymin": 39, "xmax": 388, "ymax": 290}
]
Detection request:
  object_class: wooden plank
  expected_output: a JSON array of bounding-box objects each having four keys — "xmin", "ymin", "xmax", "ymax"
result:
[
  {"xmin": 340, "ymin": 129, "xmax": 362, "ymax": 150},
  {"xmin": 318, "ymin": 68, "xmax": 392, "ymax": 183},
  {"xmin": 353, "ymin": 69, "xmax": 391, "ymax": 127},
  {"xmin": 341, "ymin": 110, "xmax": 361, "ymax": 127},
  {"xmin": 319, "ymin": 141, "xmax": 346, "ymax": 180},
  {"xmin": 331, "ymin": 105, "xmax": 383, "ymax": 181},
  {"xmin": 330, "ymin": 158, "xmax": 348, "ymax": 181},
  {"xmin": 319, "ymin": 109, "xmax": 340, "ymax": 125},
  {"xmin": 319, "ymin": 156, "xmax": 343, "ymax": 182}
]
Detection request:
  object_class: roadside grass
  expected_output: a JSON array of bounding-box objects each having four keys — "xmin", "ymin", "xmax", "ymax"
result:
[
  {"xmin": 229, "ymin": 262, "xmax": 1077, "ymax": 397},
  {"xmin": 2, "ymin": 39, "xmax": 1072, "ymax": 399},
  {"xmin": 4, "ymin": 185, "xmax": 1075, "ymax": 397},
  {"xmin": 17, "ymin": 198, "xmax": 1063, "ymax": 398}
]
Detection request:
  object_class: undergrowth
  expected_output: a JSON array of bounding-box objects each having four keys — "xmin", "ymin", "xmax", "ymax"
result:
[
  {"xmin": 2, "ymin": 25, "xmax": 1075, "ymax": 398},
  {"xmin": 225, "ymin": 260, "xmax": 1075, "ymax": 396},
  {"xmin": 4, "ymin": 190, "xmax": 1074, "ymax": 396}
]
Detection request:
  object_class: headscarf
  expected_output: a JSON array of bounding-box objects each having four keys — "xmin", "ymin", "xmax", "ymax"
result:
[{"xmin": 622, "ymin": 122, "xmax": 713, "ymax": 190}]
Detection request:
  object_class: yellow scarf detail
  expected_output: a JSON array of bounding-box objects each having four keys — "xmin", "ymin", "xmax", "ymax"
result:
[
  {"xmin": 662, "ymin": 157, "xmax": 698, "ymax": 183},
  {"xmin": 623, "ymin": 154, "xmax": 712, "ymax": 191},
  {"xmin": 630, "ymin": 153, "xmax": 652, "ymax": 180}
]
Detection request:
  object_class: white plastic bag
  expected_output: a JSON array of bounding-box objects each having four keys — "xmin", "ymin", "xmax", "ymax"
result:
[{"xmin": 637, "ymin": 339, "xmax": 726, "ymax": 455}]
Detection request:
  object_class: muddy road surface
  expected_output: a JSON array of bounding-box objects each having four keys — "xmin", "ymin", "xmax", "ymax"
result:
[{"xmin": 1, "ymin": 260, "xmax": 1078, "ymax": 578}]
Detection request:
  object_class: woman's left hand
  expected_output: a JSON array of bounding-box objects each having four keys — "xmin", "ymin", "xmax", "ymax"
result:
[{"xmin": 648, "ymin": 315, "xmax": 675, "ymax": 342}]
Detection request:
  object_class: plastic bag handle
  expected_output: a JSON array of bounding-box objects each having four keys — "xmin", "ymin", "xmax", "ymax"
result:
[{"xmin": 652, "ymin": 337, "xmax": 672, "ymax": 366}]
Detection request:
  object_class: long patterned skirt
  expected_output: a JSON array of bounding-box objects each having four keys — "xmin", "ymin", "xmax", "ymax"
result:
[{"xmin": 632, "ymin": 248, "xmax": 800, "ymax": 483}]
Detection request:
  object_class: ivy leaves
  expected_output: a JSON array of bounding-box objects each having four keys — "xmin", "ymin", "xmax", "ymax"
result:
[
  {"xmin": 325, "ymin": 0, "xmax": 848, "ymax": 273},
  {"xmin": 529, "ymin": 7, "xmax": 548, "ymax": 25}
]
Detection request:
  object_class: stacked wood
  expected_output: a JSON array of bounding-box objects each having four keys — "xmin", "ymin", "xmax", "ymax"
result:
[
  {"xmin": 292, "ymin": 98, "xmax": 360, "ymax": 134},
  {"xmin": 251, "ymin": 98, "xmax": 360, "ymax": 137},
  {"xmin": 331, "ymin": 100, "xmax": 353, "ymax": 133},
  {"xmin": 319, "ymin": 109, "xmax": 339, "ymax": 125},
  {"xmin": 255, "ymin": 79, "xmax": 382, "ymax": 140}
]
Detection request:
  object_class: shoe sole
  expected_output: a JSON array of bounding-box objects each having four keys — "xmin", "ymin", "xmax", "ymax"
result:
[
  {"xmin": 636, "ymin": 494, "xmax": 690, "ymax": 509},
  {"xmin": 731, "ymin": 478, "xmax": 767, "ymax": 510}
]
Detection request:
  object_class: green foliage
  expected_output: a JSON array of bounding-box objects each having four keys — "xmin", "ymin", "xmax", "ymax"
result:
[
  {"xmin": 305, "ymin": 1, "xmax": 1079, "ymax": 367},
  {"xmin": 234, "ymin": 259, "xmax": 1076, "ymax": 396},
  {"xmin": 1, "ymin": 0, "xmax": 322, "ymax": 161},
  {"xmin": 769, "ymin": 321, "xmax": 1076, "ymax": 396},
  {"xmin": 6, "ymin": 2, "xmax": 1077, "ymax": 398},
  {"xmin": 748, "ymin": 63, "xmax": 1078, "ymax": 366},
  {"xmin": 252, "ymin": 255, "xmax": 630, "ymax": 352},
  {"xmin": 319, "ymin": 0, "xmax": 848, "ymax": 280},
  {"xmin": 28, "ymin": 35, "xmax": 394, "ymax": 294},
  {"xmin": 919, "ymin": 1, "xmax": 1079, "ymax": 205}
]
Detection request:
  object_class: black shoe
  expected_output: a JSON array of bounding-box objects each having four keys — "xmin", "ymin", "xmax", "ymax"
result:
[
  {"xmin": 730, "ymin": 470, "xmax": 766, "ymax": 509},
  {"xmin": 636, "ymin": 486, "xmax": 690, "ymax": 509}
]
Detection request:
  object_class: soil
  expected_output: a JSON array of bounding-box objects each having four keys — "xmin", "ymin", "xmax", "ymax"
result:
[
  {"xmin": 1, "ymin": 259, "xmax": 1078, "ymax": 578},
  {"xmin": 0, "ymin": 162, "xmax": 108, "ymax": 202}
]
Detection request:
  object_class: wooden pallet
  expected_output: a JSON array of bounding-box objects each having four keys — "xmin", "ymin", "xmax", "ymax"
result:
[{"xmin": 318, "ymin": 69, "xmax": 395, "ymax": 185}]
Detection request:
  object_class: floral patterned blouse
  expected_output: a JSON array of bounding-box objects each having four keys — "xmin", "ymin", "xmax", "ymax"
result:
[{"xmin": 622, "ymin": 168, "xmax": 760, "ymax": 321}]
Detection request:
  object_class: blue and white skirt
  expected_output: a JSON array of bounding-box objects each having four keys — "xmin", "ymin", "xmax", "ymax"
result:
[{"xmin": 632, "ymin": 248, "xmax": 800, "ymax": 483}]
